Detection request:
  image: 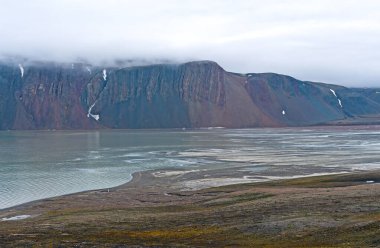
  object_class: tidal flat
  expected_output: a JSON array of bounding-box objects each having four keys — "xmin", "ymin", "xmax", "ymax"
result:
[
  {"xmin": 1, "ymin": 127, "xmax": 380, "ymax": 247},
  {"xmin": 1, "ymin": 126, "xmax": 380, "ymax": 209}
]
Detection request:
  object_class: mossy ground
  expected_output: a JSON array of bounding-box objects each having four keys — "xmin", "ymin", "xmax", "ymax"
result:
[{"xmin": 0, "ymin": 171, "xmax": 379, "ymax": 247}]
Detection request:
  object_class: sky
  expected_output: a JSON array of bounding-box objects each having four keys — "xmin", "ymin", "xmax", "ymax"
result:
[{"xmin": 1, "ymin": 0, "xmax": 380, "ymax": 86}]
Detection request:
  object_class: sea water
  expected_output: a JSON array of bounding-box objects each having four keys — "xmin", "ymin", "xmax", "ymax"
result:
[{"xmin": 1, "ymin": 126, "xmax": 380, "ymax": 209}]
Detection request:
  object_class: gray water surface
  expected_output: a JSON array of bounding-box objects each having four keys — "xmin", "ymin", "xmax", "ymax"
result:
[{"xmin": 1, "ymin": 127, "xmax": 380, "ymax": 209}]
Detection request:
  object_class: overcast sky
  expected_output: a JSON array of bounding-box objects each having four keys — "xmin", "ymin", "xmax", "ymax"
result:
[{"xmin": 1, "ymin": 0, "xmax": 380, "ymax": 86}]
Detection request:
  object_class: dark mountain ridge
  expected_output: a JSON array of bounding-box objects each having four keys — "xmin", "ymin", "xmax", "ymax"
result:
[{"xmin": 0, "ymin": 60, "xmax": 379, "ymax": 130}]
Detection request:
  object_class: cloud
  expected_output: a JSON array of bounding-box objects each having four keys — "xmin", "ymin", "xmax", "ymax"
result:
[{"xmin": 1, "ymin": 0, "xmax": 380, "ymax": 86}]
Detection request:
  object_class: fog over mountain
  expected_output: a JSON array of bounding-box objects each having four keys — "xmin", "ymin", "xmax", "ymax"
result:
[{"xmin": 1, "ymin": 0, "xmax": 380, "ymax": 86}]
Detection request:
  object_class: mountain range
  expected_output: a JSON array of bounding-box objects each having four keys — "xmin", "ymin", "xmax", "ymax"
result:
[{"xmin": 1, "ymin": 60, "xmax": 380, "ymax": 130}]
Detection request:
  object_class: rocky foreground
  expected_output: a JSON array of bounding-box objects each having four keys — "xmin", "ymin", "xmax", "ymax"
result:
[
  {"xmin": 0, "ymin": 168, "xmax": 379, "ymax": 247},
  {"xmin": 2, "ymin": 60, "xmax": 380, "ymax": 130}
]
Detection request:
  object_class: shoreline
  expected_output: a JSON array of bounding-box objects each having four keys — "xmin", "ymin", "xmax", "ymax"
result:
[
  {"xmin": 1, "ymin": 123, "xmax": 380, "ymax": 132},
  {"xmin": 0, "ymin": 165, "xmax": 354, "ymax": 212},
  {"xmin": 0, "ymin": 166, "xmax": 377, "ymax": 214},
  {"xmin": 0, "ymin": 171, "xmax": 138, "ymax": 212},
  {"xmin": 0, "ymin": 167, "xmax": 379, "ymax": 247}
]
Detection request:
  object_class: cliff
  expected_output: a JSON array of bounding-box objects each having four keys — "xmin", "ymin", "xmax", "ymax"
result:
[{"xmin": 0, "ymin": 60, "xmax": 379, "ymax": 129}]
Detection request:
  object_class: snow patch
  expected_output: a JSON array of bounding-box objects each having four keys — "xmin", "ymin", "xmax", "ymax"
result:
[
  {"xmin": 18, "ymin": 64, "xmax": 24, "ymax": 78},
  {"xmin": 205, "ymin": 127, "xmax": 225, "ymax": 130},
  {"xmin": 282, "ymin": 110, "xmax": 286, "ymax": 115},
  {"xmin": 86, "ymin": 66, "xmax": 92, "ymax": 74},
  {"xmin": 338, "ymin": 99, "xmax": 343, "ymax": 108},
  {"xmin": 87, "ymin": 102, "xmax": 100, "ymax": 121},
  {"xmin": 330, "ymin": 89, "xmax": 343, "ymax": 108},
  {"xmin": 330, "ymin": 89, "xmax": 337, "ymax": 97},
  {"xmin": 2, "ymin": 215, "xmax": 31, "ymax": 221},
  {"xmin": 180, "ymin": 177, "xmax": 264, "ymax": 191},
  {"xmin": 366, "ymin": 180, "xmax": 375, "ymax": 183},
  {"xmin": 103, "ymin": 69, "xmax": 107, "ymax": 81},
  {"xmin": 153, "ymin": 169, "xmax": 200, "ymax": 177}
]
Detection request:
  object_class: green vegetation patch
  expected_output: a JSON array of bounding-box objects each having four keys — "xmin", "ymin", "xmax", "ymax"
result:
[{"xmin": 202, "ymin": 192, "xmax": 274, "ymax": 207}]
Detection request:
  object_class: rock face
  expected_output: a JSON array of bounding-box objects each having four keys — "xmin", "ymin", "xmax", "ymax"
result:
[{"xmin": 0, "ymin": 60, "xmax": 380, "ymax": 130}]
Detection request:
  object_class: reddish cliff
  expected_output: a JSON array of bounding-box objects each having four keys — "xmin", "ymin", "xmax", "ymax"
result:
[{"xmin": 0, "ymin": 60, "xmax": 379, "ymax": 129}]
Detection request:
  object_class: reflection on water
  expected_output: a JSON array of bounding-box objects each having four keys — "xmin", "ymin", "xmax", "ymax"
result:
[{"xmin": 1, "ymin": 126, "xmax": 380, "ymax": 209}]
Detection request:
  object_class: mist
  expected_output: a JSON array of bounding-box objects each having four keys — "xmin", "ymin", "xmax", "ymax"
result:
[{"xmin": 1, "ymin": 0, "xmax": 380, "ymax": 86}]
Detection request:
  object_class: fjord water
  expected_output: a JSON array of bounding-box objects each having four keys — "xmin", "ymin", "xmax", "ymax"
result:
[{"xmin": 1, "ymin": 127, "xmax": 380, "ymax": 209}]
